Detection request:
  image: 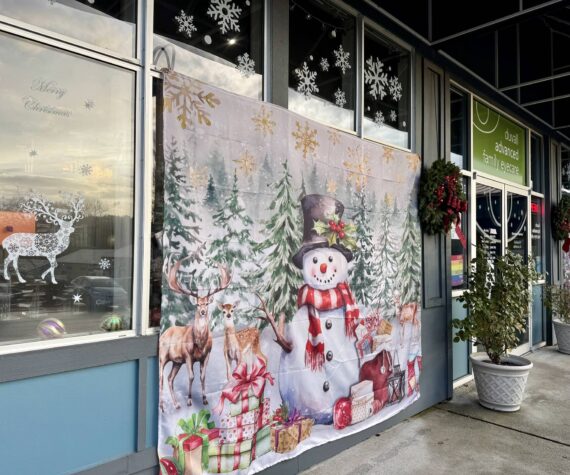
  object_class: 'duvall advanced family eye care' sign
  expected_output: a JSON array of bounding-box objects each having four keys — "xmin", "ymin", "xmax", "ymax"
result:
[
  {"xmin": 473, "ymin": 100, "xmax": 527, "ymax": 186},
  {"xmin": 158, "ymin": 70, "xmax": 422, "ymax": 475}
]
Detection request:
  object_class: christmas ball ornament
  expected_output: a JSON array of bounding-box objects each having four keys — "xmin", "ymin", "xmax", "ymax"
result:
[
  {"xmin": 100, "ymin": 314, "xmax": 125, "ymax": 332},
  {"xmin": 333, "ymin": 397, "xmax": 352, "ymax": 430},
  {"xmin": 37, "ymin": 318, "xmax": 66, "ymax": 339}
]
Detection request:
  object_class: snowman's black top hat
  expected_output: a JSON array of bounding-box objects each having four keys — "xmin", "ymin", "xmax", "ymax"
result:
[{"xmin": 292, "ymin": 194, "xmax": 354, "ymax": 269}]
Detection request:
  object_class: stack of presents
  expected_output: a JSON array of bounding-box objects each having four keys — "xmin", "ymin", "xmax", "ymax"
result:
[{"xmin": 160, "ymin": 358, "xmax": 314, "ymax": 475}]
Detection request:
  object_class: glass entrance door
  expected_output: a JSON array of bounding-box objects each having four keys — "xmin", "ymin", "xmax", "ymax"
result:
[{"xmin": 475, "ymin": 179, "xmax": 531, "ymax": 354}]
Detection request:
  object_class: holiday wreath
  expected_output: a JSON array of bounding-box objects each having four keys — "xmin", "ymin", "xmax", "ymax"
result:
[
  {"xmin": 552, "ymin": 195, "xmax": 570, "ymax": 251},
  {"xmin": 419, "ymin": 158, "xmax": 467, "ymax": 235}
]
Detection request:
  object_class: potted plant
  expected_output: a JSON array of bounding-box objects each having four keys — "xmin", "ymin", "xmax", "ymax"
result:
[
  {"xmin": 453, "ymin": 242, "xmax": 538, "ymax": 412},
  {"xmin": 543, "ymin": 283, "xmax": 570, "ymax": 354}
]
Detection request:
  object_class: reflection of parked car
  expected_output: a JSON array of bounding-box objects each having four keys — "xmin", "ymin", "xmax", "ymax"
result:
[{"xmin": 70, "ymin": 276, "xmax": 128, "ymax": 312}]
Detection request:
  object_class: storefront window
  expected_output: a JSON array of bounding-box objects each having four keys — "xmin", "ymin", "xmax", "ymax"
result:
[
  {"xmin": 363, "ymin": 28, "xmax": 410, "ymax": 149},
  {"xmin": 288, "ymin": 0, "xmax": 356, "ymax": 130},
  {"xmin": 0, "ymin": 33, "xmax": 135, "ymax": 345},
  {"xmin": 451, "ymin": 179, "xmax": 469, "ymax": 290},
  {"xmin": 531, "ymin": 197, "xmax": 543, "ymax": 273},
  {"xmin": 153, "ymin": 0, "xmax": 264, "ymax": 100},
  {"xmin": 450, "ymin": 88, "xmax": 469, "ymax": 169},
  {"xmin": 562, "ymin": 146, "xmax": 570, "ymax": 195},
  {"xmin": 476, "ymin": 183, "xmax": 502, "ymax": 259},
  {"xmin": 0, "ymin": 0, "xmax": 137, "ymax": 57},
  {"xmin": 530, "ymin": 134, "xmax": 543, "ymax": 193}
]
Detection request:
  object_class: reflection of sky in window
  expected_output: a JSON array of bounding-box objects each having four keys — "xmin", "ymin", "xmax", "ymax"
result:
[
  {"xmin": 0, "ymin": 0, "xmax": 135, "ymax": 56},
  {"xmin": 0, "ymin": 33, "xmax": 135, "ymax": 216}
]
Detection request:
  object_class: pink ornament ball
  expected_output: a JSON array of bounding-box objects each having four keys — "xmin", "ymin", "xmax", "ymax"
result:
[{"xmin": 37, "ymin": 318, "xmax": 66, "ymax": 339}]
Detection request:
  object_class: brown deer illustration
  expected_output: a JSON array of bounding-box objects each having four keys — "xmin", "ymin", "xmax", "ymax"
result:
[
  {"xmin": 159, "ymin": 255, "xmax": 231, "ymax": 412},
  {"xmin": 254, "ymin": 292, "xmax": 292, "ymax": 353},
  {"xmin": 394, "ymin": 294, "xmax": 419, "ymax": 344},
  {"xmin": 2, "ymin": 193, "xmax": 84, "ymax": 284},
  {"xmin": 220, "ymin": 301, "xmax": 267, "ymax": 380}
]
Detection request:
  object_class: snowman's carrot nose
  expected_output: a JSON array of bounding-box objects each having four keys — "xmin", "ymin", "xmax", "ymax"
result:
[{"xmin": 320, "ymin": 263, "xmax": 328, "ymax": 273}]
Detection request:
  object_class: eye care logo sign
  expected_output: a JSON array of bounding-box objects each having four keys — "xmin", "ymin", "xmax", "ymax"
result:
[
  {"xmin": 473, "ymin": 100, "xmax": 527, "ymax": 186},
  {"xmin": 158, "ymin": 71, "xmax": 422, "ymax": 475}
]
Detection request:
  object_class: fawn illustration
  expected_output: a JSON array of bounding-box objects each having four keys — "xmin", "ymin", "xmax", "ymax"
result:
[
  {"xmin": 159, "ymin": 255, "xmax": 231, "ymax": 412},
  {"xmin": 220, "ymin": 301, "xmax": 267, "ymax": 380},
  {"xmin": 2, "ymin": 193, "xmax": 84, "ymax": 284},
  {"xmin": 394, "ymin": 294, "xmax": 419, "ymax": 344}
]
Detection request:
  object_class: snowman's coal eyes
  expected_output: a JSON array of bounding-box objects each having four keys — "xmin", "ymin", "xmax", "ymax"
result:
[
  {"xmin": 328, "ymin": 256, "xmax": 333, "ymax": 262},
  {"xmin": 313, "ymin": 257, "xmax": 318, "ymax": 264}
]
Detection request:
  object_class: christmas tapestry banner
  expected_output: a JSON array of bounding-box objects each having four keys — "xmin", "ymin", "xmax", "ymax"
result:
[{"xmin": 158, "ymin": 71, "xmax": 422, "ymax": 475}]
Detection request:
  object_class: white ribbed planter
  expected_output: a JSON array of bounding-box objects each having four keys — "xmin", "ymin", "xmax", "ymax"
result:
[
  {"xmin": 469, "ymin": 353, "xmax": 533, "ymax": 412},
  {"xmin": 553, "ymin": 320, "xmax": 570, "ymax": 354}
]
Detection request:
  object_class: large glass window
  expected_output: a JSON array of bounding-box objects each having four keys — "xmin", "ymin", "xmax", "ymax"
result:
[
  {"xmin": 450, "ymin": 88, "xmax": 469, "ymax": 169},
  {"xmin": 0, "ymin": 33, "xmax": 135, "ymax": 345},
  {"xmin": 363, "ymin": 28, "xmax": 410, "ymax": 149},
  {"xmin": 288, "ymin": 0, "xmax": 356, "ymax": 130},
  {"xmin": 530, "ymin": 134, "xmax": 543, "ymax": 193},
  {"xmin": 0, "ymin": 0, "xmax": 137, "ymax": 57},
  {"xmin": 154, "ymin": 0, "xmax": 264, "ymax": 100}
]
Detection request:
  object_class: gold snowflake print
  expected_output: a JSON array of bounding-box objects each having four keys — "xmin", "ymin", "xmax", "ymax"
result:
[
  {"xmin": 326, "ymin": 178, "xmax": 338, "ymax": 194},
  {"xmin": 188, "ymin": 166, "xmax": 208, "ymax": 188},
  {"xmin": 384, "ymin": 193, "xmax": 394, "ymax": 207},
  {"xmin": 383, "ymin": 147, "xmax": 395, "ymax": 163},
  {"xmin": 327, "ymin": 129, "xmax": 341, "ymax": 146},
  {"xmin": 343, "ymin": 146, "xmax": 371, "ymax": 192},
  {"xmin": 407, "ymin": 154, "xmax": 420, "ymax": 171},
  {"xmin": 233, "ymin": 150, "xmax": 256, "ymax": 176},
  {"xmin": 164, "ymin": 71, "xmax": 220, "ymax": 129},
  {"xmin": 252, "ymin": 106, "xmax": 276, "ymax": 136},
  {"xmin": 292, "ymin": 121, "xmax": 319, "ymax": 160}
]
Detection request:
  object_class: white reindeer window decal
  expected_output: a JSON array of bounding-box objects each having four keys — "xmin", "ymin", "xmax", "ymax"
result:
[{"xmin": 3, "ymin": 193, "xmax": 85, "ymax": 284}]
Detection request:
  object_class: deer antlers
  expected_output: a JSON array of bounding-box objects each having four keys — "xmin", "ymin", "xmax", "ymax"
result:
[
  {"xmin": 254, "ymin": 292, "xmax": 292, "ymax": 353},
  {"xmin": 20, "ymin": 192, "xmax": 85, "ymax": 224}
]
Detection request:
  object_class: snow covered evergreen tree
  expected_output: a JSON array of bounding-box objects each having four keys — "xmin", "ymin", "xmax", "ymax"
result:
[
  {"xmin": 203, "ymin": 170, "xmax": 259, "ymax": 327},
  {"xmin": 254, "ymin": 160, "xmax": 303, "ymax": 323},
  {"xmin": 208, "ymin": 150, "xmax": 228, "ymax": 200},
  {"xmin": 308, "ymin": 162, "xmax": 320, "ymax": 194},
  {"xmin": 205, "ymin": 174, "xmax": 219, "ymax": 209},
  {"xmin": 396, "ymin": 202, "xmax": 422, "ymax": 306},
  {"xmin": 350, "ymin": 189, "xmax": 376, "ymax": 306},
  {"xmin": 372, "ymin": 194, "xmax": 399, "ymax": 319}
]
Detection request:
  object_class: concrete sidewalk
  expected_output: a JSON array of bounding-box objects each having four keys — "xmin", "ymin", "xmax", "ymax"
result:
[{"xmin": 301, "ymin": 347, "xmax": 570, "ymax": 475}]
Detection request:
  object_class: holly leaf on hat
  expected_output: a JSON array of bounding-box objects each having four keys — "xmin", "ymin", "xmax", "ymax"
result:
[
  {"xmin": 344, "ymin": 223, "xmax": 357, "ymax": 234},
  {"xmin": 327, "ymin": 233, "xmax": 337, "ymax": 247},
  {"xmin": 313, "ymin": 219, "xmax": 328, "ymax": 236},
  {"xmin": 343, "ymin": 236, "xmax": 358, "ymax": 251}
]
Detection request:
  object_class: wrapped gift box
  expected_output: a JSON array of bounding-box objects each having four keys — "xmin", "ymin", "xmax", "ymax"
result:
[
  {"xmin": 208, "ymin": 426, "xmax": 271, "ymax": 473},
  {"xmin": 220, "ymin": 398, "xmax": 270, "ymax": 429},
  {"xmin": 208, "ymin": 425, "xmax": 271, "ymax": 457},
  {"xmin": 372, "ymin": 334, "xmax": 392, "ymax": 352},
  {"xmin": 270, "ymin": 417, "xmax": 313, "ymax": 453},
  {"xmin": 350, "ymin": 380, "xmax": 373, "ymax": 399},
  {"xmin": 350, "ymin": 393, "xmax": 374, "ymax": 424},
  {"xmin": 377, "ymin": 319, "xmax": 393, "ymax": 336},
  {"xmin": 219, "ymin": 407, "xmax": 270, "ymax": 443}
]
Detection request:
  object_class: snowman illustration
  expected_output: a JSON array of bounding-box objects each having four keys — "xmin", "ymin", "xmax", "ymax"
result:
[{"xmin": 268, "ymin": 194, "xmax": 362, "ymax": 425}]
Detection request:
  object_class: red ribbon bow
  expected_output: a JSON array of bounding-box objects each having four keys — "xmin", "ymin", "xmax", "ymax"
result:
[{"xmin": 215, "ymin": 357, "xmax": 274, "ymax": 414}]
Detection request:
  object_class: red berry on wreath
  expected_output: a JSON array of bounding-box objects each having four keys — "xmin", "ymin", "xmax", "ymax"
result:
[
  {"xmin": 339, "ymin": 231, "xmax": 346, "ymax": 239},
  {"xmin": 340, "ymin": 222, "xmax": 345, "ymax": 229}
]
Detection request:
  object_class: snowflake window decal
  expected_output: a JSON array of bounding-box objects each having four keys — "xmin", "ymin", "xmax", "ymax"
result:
[
  {"xmin": 364, "ymin": 56, "xmax": 388, "ymax": 100},
  {"xmin": 334, "ymin": 88, "xmax": 347, "ymax": 108},
  {"xmin": 207, "ymin": 0, "xmax": 242, "ymax": 34},
  {"xmin": 320, "ymin": 57, "xmax": 330, "ymax": 72},
  {"xmin": 295, "ymin": 62, "xmax": 319, "ymax": 100},
  {"xmin": 175, "ymin": 10, "xmax": 197, "ymax": 39},
  {"xmin": 236, "ymin": 53, "xmax": 255, "ymax": 78},
  {"xmin": 84, "ymin": 99, "xmax": 95, "ymax": 110},
  {"xmin": 389, "ymin": 76, "xmax": 403, "ymax": 102},
  {"xmin": 333, "ymin": 45, "xmax": 351, "ymax": 75},
  {"xmin": 99, "ymin": 257, "xmax": 112, "ymax": 270},
  {"xmin": 374, "ymin": 110, "xmax": 385, "ymax": 127},
  {"xmin": 79, "ymin": 164, "xmax": 93, "ymax": 176},
  {"xmin": 390, "ymin": 109, "xmax": 397, "ymax": 123}
]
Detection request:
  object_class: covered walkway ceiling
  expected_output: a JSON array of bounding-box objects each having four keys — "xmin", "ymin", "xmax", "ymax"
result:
[{"xmin": 365, "ymin": 0, "xmax": 570, "ymax": 142}]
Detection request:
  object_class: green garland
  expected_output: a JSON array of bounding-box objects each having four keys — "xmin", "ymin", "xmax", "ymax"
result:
[
  {"xmin": 552, "ymin": 195, "xmax": 570, "ymax": 241},
  {"xmin": 419, "ymin": 158, "xmax": 467, "ymax": 235}
]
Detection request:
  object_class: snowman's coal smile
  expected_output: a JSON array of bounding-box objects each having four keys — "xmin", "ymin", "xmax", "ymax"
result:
[{"xmin": 313, "ymin": 272, "xmax": 337, "ymax": 285}]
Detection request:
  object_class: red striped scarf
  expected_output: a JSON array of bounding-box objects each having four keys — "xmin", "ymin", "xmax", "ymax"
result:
[{"xmin": 297, "ymin": 282, "xmax": 360, "ymax": 371}]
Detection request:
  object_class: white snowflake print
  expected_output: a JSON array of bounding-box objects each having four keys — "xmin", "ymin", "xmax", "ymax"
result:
[
  {"xmin": 174, "ymin": 10, "xmax": 197, "ymax": 39},
  {"xmin": 79, "ymin": 164, "xmax": 92, "ymax": 176},
  {"xmin": 374, "ymin": 110, "xmax": 385, "ymax": 126},
  {"xmin": 84, "ymin": 99, "xmax": 95, "ymax": 110},
  {"xmin": 320, "ymin": 57, "xmax": 330, "ymax": 72},
  {"xmin": 389, "ymin": 76, "xmax": 403, "ymax": 101},
  {"xmin": 295, "ymin": 62, "xmax": 319, "ymax": 99},
  {"xmin": 333, "ymin": 45, "xmax": 351, "ymax": 75},
  {"xmin": 99, "ymin": 258, "xmax": 112, "ymax": 270},
  {"xmin": 334, "ymin": 88, "xmax": 347, "ymax": 108},
  {"xmin": 364, "ymin": 56, "xmax": 388, "ymax": 100},
  {"xmin": 390, "ymin": 109, "xmax": 397, "ymax": 123},
  {"xmin": 72, "ymin": 294, "xmax": 82, "ymax": 304},
  {"xmin": 236, "ymin": 52, "xmax": 255, "ymax": 78},
  {"xmin": 207, "ymin": 0, "xmax": 242, "ymax": 34}
]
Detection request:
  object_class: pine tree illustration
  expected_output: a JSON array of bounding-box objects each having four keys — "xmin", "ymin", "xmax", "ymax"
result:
[
  {"xmin": 162, "ymin": 137, "xmax": 203, "ymax": 328},
  {"xmin": 203, "ymin": 170, "xmax": 259, "ymax": 327},
  {"xmin": 396, "ymin": 201, "xmax": 422, "ymax": 306},
  {"xmin": 261, "ymin": 154, "xmax": 273, "ymax": 188},
  {"xmin": 350, "ymin": 189, "xmax": 376, "ymax": 306},
  {"xmin": 209, "ymin": 150, "xmax": 228, "ymax": 200},
  {"xmin": 372, "ymin": 195, "xmax": 399, "ymax": 319},
  {"xmin": 299, "ymin": 175, "xmax": 307, "ymax": 200},
  {"xmin": 205, "ymin": 174, "xmax": 219, "ymax": 209},
  {"xmin": 308, "ymin": 162, "xmax": 320, "ymax": 194},
  {"xmin": 254, "ymin": 160, "xmax": 303, "ymax": 324}
]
